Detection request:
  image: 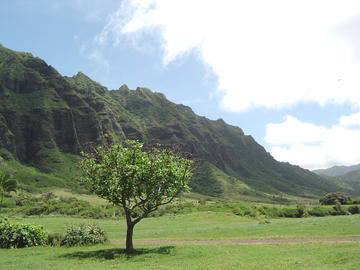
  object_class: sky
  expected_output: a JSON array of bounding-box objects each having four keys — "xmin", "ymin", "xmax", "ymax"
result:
[{"xmin": 2, "ymin": 0, "xmax": 360, "ymax": 170}]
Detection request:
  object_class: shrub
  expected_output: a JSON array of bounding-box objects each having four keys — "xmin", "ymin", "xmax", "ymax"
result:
[
  {"xmin": 40, "ymin": 192, "xmax": 56, "ymax": 202},
  {"xmin": 198, "ymin": 198, "xmax": 206, "ymax": 205},
  {"xmin": 258, "ymin": 205, "xmax": 280, "ymax": 218},
  {"xmin": 279, "ymin": 208, "xmax": 300, "ymax": 218},
  {"xmin": 296, "ymin": 204, "xmax": 307, "ymax": 217},
  {"xmin": 61, "ymin": 223, "xmax": 108, "ymax": 247},
  {"xmin": 231, "ymin": 203, "xmax": 257, "ymax": 217},
  {"xmin": 0, "ymin": 218, "xmax": 47, "ymax": 248},
  {"xmin": 331, "ymin": 202, "xmax": 348, "ymax": 215},
  {"xmin": 351, "ymin": 197, "xmax": 360, "ymax": 204},
  {"xmin": 348, "ymin": 205, "xmax": 360, "ymax": 214},
  {"xmin": 308, "ymin": 206, "xmax": 331, "ymax": 217},
  {"xmin": 24, "ymin": 203, "xmax": 48, "ymax": 216},
  {"xmin": 79, "ymin": 208, "xmax": 106, "ymax": 219},
  {"xmin": 319, "ymin": 192, "xmax": 351, "ymax": 205},
  {"xmin": 47, "ymin": 232, "xmax": 64, "ymax": 246},
  {"xmin": 14, "ymin": 192, "xmax": 32, "ymax": 206}
]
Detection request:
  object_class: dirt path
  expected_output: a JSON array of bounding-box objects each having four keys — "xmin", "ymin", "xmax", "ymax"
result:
[{"xmin": 111, "ymin": 236, "xmax": 360, "ymax": 245}]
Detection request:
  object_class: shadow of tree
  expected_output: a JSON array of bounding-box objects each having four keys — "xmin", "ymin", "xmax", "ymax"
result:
[{"xmin": 59, "ymin": 246, "xmax": 175, "ymax": 260}]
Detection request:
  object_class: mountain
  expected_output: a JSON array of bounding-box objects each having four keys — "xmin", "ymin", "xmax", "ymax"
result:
[
  {"xmin": 0, "ymin": 44, "xmax": 350, "ymax": 199},
  {"xmin": 313, "ymin": 164, "xmax": 360, "ymax": 177},
  {"xmin": 334, "ymin": 169, "xmax": 360, "ymax": 194},
  {"xmin": 340, "ymin": 168, "xmax": 360, "ymax": 182},
  {"xmin": 313, "ymin": 164, "xmax": 360, "ymax": 195}
]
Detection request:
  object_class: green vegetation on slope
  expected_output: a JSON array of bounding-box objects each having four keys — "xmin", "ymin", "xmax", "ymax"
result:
[
  {"xmin": 0, "ymin": 44, "xmax": 353, "ymax": 199},
  {"xmin": 2, "ymin": 188, "xmax": 359, "ymax": 221},
  {"xmin": 314, "ymin": 164, "xmax": 360, "ymax": 177}
]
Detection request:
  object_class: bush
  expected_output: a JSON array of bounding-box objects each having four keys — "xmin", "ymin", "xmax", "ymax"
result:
[
  {"xmin": 296, "ymin": 204, "xmax": 307, "ymax": 217},
  {"xmin": 351, "ymin": 197, "xmax": 360, "ymax": 204},
  {"xmin": 0, "ymin": 218, "xmax": 47, "ymax": 248},
  {"xmin": 13, "ymin": 194, "xmax": 117, "ymax": 218},
  {"xmin": 319, "ymin": 192, "xmax": 351, "ymax": 205},
  {"xmin": 14, "ymin": 192, "xmax": 33, "ymax": 206},
  {"xmin": 47, "ymin": 232, "xmax": 64, "ymax": 246},
  {"xmin": 348, "ymin": 205, "xmax": 360, "ymax": 214},
  {"xmin": 277, "ymin": 205, "xmax": 307, "ymax": 218},
  {"xmin": 79, "ymin": 208, "xmax": 106, "ymax": 219},
  {"xmin": 257, "ymin": 205, "xmax": 280, "ymax": 218},
  {"xmin": 230, "ymin": 203, "xmax": 257, "ymax": 217},
  {"xmin": 331, "ymin": 202, "xmax": 348, "ymax": 215},
  {"xmin": 308, "ymin": 206, "xmax": 331, "ymax": 217},
  {"xmin": 41, "ymin": 192, "xmax": 56, "ymax": 202},
  {"xmin": 61, "ymin": 223, "xmax": 108, "ymax": 247},
  {"xmin": 25, "ymin": 204, "xmax": 47, "ymax": 216},
  {"xmin": 280, "ymin": 208, "xmax": 301, "ymax": 218}
]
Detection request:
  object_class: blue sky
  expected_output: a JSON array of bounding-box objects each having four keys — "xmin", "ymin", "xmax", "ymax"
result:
[{"xmin": 2, "ymin": 0, "xmax": 360, "ymax": 170}]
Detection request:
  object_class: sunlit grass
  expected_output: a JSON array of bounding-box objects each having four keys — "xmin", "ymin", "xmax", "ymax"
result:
[
  {"xmin": 9, "ymin": 212, "xmax": 360, "ymax": 241},
  {"xmin": 50, "ymin": 188, "xmax": 108, "ymax": 206},
  {"xmin": 1, "ymin": 242, "xmax": 360, "ymax": 270},
  {"xmin": 3, "ymin": 213, "xmax": 360, "ymax": 269}
]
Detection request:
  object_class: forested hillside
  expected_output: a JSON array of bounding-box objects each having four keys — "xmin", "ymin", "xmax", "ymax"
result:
[{"xmin": 0, "ymin": 44, "xmax": 351, "ymax": 199}]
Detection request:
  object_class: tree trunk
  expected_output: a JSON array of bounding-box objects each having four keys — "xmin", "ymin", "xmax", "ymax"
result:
[{"xmin": 125, "ymin": 222, "xmax": 135, "ymax": 253}]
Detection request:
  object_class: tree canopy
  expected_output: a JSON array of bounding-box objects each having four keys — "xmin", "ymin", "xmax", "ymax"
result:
[
  {"xmin": 79, "ymin": 140, "xmax": 192, "ymax": 252},
  {"xmin": 319, "ymin": 192, "xmax": 351, "ymax": 205}
]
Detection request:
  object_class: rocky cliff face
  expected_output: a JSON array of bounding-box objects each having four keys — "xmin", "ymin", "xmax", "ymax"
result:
[{"xmin": 0, "ymin": 44, "xmax": 347, "ymax": 198}]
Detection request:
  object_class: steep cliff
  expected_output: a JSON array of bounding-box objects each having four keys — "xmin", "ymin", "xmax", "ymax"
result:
[{"xmin": 0, "ymin": 45, "xmax": 347, "ymax": 198}]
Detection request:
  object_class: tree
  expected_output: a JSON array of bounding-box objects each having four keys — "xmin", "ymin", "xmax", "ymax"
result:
[
  {"xmin": 319, "ymin": 192, "xmax": 351, "ymax": 205},
  {"xmin": 0, "ymin": 170, "xmax": 17, "ymax": 205},
  {"xmin": 79, "ymin": 140, "xmax": 192, "ymax": 253}
]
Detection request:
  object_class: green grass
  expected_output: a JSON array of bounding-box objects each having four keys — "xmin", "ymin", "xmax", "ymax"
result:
[
  {"xmin": 8, "ymin": 212, "xmax": 360, "ymax": 241},
  {"xmin": 1, "ymin": 242, "xmax": 359, "ymax": 270},
  {"xmin": 3, "ymin": 213, "xmax": 360, "ymax": 269},
  {"xmin": 50, "ymin": 188, "xmax": 108, "ymax": 206},
  {"xmin": 1, "ymin": 159, "xmax": 68, "ymax": 190}
]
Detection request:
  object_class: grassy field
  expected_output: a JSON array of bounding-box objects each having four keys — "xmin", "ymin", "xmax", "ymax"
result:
[
  {"xmin": 1, "ymin": 242, "xmax": 360, "ymax": 270},
  {"xmin": 9, "ymin": 212, "xmax": 360, "ymax": 241},
  {"xmin": 2, "ymin": 213, "xmax": 360, "ymax": 269}
]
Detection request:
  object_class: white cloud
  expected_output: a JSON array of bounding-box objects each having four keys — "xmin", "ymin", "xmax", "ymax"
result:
[
  {"xmin": 265, "ymin": 116, "xmax": 329, "ymax": 145},
  {"xmin": 94, "ymin": 1, "xmax": 360, "ymax": 169},
  {"xmin": 266, "ymin": 114, "xmax": 360, "ymax": 170},
  {"xmin": 339, "ymin": 112, "xmax": 360, "ymax": 127},
  {"xmin": 96, "ymin": 0, "xmax": 360, "ymax": 112}
]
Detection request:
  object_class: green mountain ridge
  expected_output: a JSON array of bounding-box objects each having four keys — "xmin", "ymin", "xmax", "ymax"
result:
[
  {"xmin": 341, "ymin": 169, "xmax": 360, "ymax": 182},
  {"xmin": 0, "ymin": 44, "xmax": 354, "ymax": 200},
  {"xmin": 332, "ymin": 168, "xmax": 360, "ymax": 194},
  {"xmin": 314, "ymin": 164, "xmax": 360, "ymax": 177}
]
